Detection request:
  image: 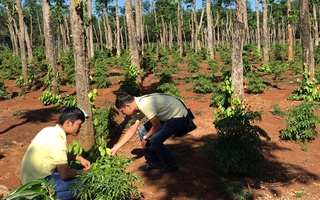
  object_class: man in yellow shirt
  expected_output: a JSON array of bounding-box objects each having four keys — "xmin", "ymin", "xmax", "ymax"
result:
[
  {"xmin": 20, "ymin": 107, "xmax": 91, "ymax": 200},
  {"xmin": 111, "ymin": 93, "xmax": 188, "ymax": 173}
]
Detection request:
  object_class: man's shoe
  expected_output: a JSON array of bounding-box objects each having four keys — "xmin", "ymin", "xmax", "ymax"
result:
[
  {"xmin": 138, "ymin": 163, "xmax": 162, "ymax": 171},
  {"xmin": 159, "ymin": 165, "xmax": 179, "ymax": 173}
]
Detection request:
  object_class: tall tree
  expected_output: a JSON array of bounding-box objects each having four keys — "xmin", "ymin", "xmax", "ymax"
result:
[
  {"xmin": 5, "ymin": 3, "xmax": 18, "ymax": 55},
  {"xmin": 177, "ymin": 0, "xmax": 183, "ymax": 56},
  {"xmin": 231, "ymin": 0, "xmax": 247, "ymax": 101},
  {"xmin": 15, "ymin": 0, "xmax": 28, "ymax": 82},
  {"xmin": 69, "ymin": 0, "xmax": 95, "ymax": 151},
  {"xmin": 287, "ymin": 0, "xmax": 293, "ymax": 60},
  {"xmin": 125, "ymin": 0, "xmax": 140, "ymax": 79},
  {"xmin": 41, "ymin": 0, "xmax": 58, "ymax": 94},
  {"xmin": 115, "ymin": 0, "xmax": 121, "ymax": 56},
  {"xmin": 86, "ymin": 0, "xmax": 94, "ymax": 58},
  {"xmin": 312, "ymin": 1, "xmax": 319, "ymax": 46},
  {"xmin": 299, "ymin": 0, "xmax": 315, "ymax": 79},
  {"xmin": 255, "ymin": 0, "xmax": 260, "ymax": 52},
  {"xmin": 206, "ymin": 0, "xmax": 214, "ymax": 58},
  {"xmin": 261, "ymin": 0, "xmax": 269, "ymax": 63}
]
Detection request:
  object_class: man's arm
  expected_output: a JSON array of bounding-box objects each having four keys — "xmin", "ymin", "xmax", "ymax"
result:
[
  {"xmin": 57, "ymin": 154, "xmax": 90, "ymax": 180},
  {"xmin": 110, "ymin": 120, "xmax": 140, "ymax": 156}
]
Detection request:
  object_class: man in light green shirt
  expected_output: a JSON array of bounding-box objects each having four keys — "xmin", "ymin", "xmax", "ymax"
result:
[{"xmin": 111, "ymin": 93, "xmax": 187, "ymax": 173}]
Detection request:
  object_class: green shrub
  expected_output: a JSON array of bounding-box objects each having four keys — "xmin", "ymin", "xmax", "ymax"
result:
[
  {"xmin": 289, "ymin": 66, "xmax": 320, "ymax": 101},
  {"xmin": 192, "ymin": 72, "xmax": 214, "ymax": 93},
  {"xmin": 0, "ymin": 78, "xmax": 11, "ymax": 101},
  {"xmin": 211, "ymin": 100, "xmax": 270, "ymax": 175},
  {"xmin": 206, "ymin": 58, "xmax": 219, "ymax": 73},
  {"xmin": 73, "ymin": 155, "xmax": 143, "ymax": 200},
  {"xmin": 93, "ymin": 106, "xmax": 120, "ymax": 142},
  {"xmin": 210, "ymin": 77, "xmax": 233, "ymax": 108},
  {"xmin": 280, "ymin": 100, "xmax": 320, "ymax": 142},
  {"xmin": 271, "ymin": 104, "xmax": 286, "ymax": 117},
  {"xmin": 246, "ymin": 73, "xmax": 267, "ymax": 94},
  {"xmin": 119, "ymin": 65, "xmax": 140, "ymax": 94}
]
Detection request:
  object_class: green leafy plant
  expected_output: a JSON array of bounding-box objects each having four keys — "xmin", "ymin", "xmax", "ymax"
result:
[
  {"xmin": 72, "ymin": 155, "xmax": 143, "ymax": 200},
  {"xmin": 119, "ymin": 65, "xmax": 140, "ymax": 94},
  {"xmin": 3, "ymin": 179, "xmax": 56, "ymax": 200},
  {"xmin": 206, "ymin": 58, "xmax": 219, "ymax": 73},
  {"xmin": 280, "ymin": 100, "xmax": 320, "ymax": 142},
  {"xmin": 210, "ymin": 76, "xmax": 233, "ymax": 108},
  {"xmin": 192, "ymin": 72, "xmax": 215, "ymax": 93},
  {"xmin": 271, "ymin": 104, "xmax": 286, "ymax": 116},
  {"xmin": 289, "ymin": 65, "xmax": 320, "ymax": 101},
  {"xmin": 246, "ymin": 73, "xmax": 267, "ymax": 94},
  {"xmin": 211, "ymin": 98, "xmax": 270, "ymax": 175},
  {"xmin": 0, "ymin": 78, "xmax": 11, "ymax": 101}
]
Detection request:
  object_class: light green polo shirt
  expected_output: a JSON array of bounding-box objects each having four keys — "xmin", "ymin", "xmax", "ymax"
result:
[
  {"xmin": 20, "ymin": 124, "xmax": 68, "ymax": 184},
  {"xmin": 132, "ymin": 94, "xmax": 188, "ymax": 122}
]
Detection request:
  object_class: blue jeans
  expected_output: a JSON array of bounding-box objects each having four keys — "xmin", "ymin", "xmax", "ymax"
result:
[
  {"xmin": 45, "ymin": 171, "xmax": 79, "ymax": 200},
  {"xmin": 138, "ymin": 117, "xmax": 185, "ymax": 167}
]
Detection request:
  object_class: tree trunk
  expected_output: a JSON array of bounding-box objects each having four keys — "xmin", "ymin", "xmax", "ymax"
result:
[
  {"xmin": 177, "ymin": 0, "xmax": 183, "ymax": 56},
  {"xmin": 105, "ymin": 4, "xmax": 113, "ymax": 50},
  {"xmin": 313, "ymin": 4, "xmax": 319, "ymax": 46},
  {"xmin": 41, "ymin": 0, "xmax": 58, "ymax": 94},
  {"xmin": 98, "ymin": 20, "xmax": 103, "ymax": 50},
  {"xmin": 69, "ymin": 0, "xmax": 95, "ymax": 151},
  {"xmin": 125, "ymin": 0, "xmax": 141, "ymax": 78},
  {"xmin": 134, "ymin": 0, "xmax": 142, "ymax": 56},
  {"xmin": 287, "ymin": 0, "xmax": 293, "ymax": 60},
  {"xmin": 299, "ymin": 0, "xmax": 315, "ymax": 79},
  {"xmin": 206, "ymin": 0, "xmax": 214, "ymax": 59},
  {"xmin": 5, "ymin": 4, "xmax": 19, "ymax": 55},
  {"xmin": 232, "ymin": 0, "xmax": 247, "ymax": 102},
  {"xmin": 15, "ymin": 0, "xmax": 28, "ymax": 83},
  {"xmin": 115, "ymin": 0, "xmax": 121, "ymax": 56},
  {"xmin": 24, "ymin": 22, "xmax": 34, "ymax": 62},
  {"xmin": 255, "ymin": 0, "xmax": 260, "ymax": 52},
  {"xmin": 261, "ymin": 0, "xmax": 269, "ymax": 63},
  {"xmin": 86, "ymin": 0, "xmax": 94, "ymax": 58}
]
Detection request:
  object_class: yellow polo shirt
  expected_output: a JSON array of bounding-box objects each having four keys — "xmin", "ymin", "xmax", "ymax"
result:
[{"xmin": 20, "ymin": 124, "xmax": 68, "ymax": 184}]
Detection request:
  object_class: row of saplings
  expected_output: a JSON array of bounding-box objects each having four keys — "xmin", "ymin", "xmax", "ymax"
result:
[{"xmin": 4, "ymin": 82, "xmax": 320, "ymax": 200}]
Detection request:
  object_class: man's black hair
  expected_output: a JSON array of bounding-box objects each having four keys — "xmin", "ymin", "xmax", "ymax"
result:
[
  {"xmin": 115, "ymin": 92, "xmax": 134, "ymax": 109},
  {"xmin": 59, "ymin": 107, "xmax": 86, "ymax": 125}
]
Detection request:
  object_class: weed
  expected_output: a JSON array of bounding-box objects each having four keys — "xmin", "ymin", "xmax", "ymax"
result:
[{"xmin": 271, "ymin": 104, "xmax": 286, "ymax": 117}]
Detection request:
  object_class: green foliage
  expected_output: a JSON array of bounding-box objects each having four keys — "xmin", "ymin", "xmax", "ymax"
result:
[
  {"xmin": 58, "ymin": 50, "xmax": 75, "ymax": 87},
  {"xmin": 315, "ymin": 45, "xmax": 320, "ymax": 65},
  {"xmin": 141, "ymin": 50, "xmax": 158, "ymax": 73},
  {"xmin": 157, "ymin": 48, "xmax": 169, "ymax": 66},
  {"xmin": 257, "ymin": 63, "xmax": 271, "ymax": 73},
  {"xmin": 0, "ymin": 77, "xmax": 11, "ymax": 100},
  {"xmin": 212, "ymin": 99, "xmax": 270, "ymax": 175},
  {"xmin": 192, "ymin": 72, "xmax": 214, "ymax": 93},
  {"xmin": 73, "ymin": 155, "xmax": 143, "ymax": 200},
  {"xmin": 93, "ymin": 106, "xmax": 120, "ymax": 143},
  {"xmin": 271, "ymin": 104, "xmax": 286, "ymax": 117},
  {"xmin": 0, "ymin": 54, "xmax": 21, "ymax": 80},
  {"xmin": 273, "ymin": 42, "xmax": 283, "ymax": 61},
  {"xmin": 210, "ymin": 76, "xmax": 233, "ymax": 108},
  {"xmin": 246, "ymin": 73, "xmax": 267, "ymax": 94},
  {"xmin": 242, "ymin": 57, "xmax": 252, "ymax": 77},
  {"xmin": 269, "ymin": 61, "xmax": 286, "ymax": 80},
  {"xmin": 206, "ymin": 58, "xmax": 219, "ymax": 73},
  {"xmin": 187, "ymin": 58, "xmax": 200, "ymax": 73},
  {"xmin": 280, "ymin": 100, "xmax": 320, "ymax": 142},
  {"xmin": 289, "ymin": 66, "xmax": 320, "ymax": 101},
  {"xmin": 39, "ymin": 90, "xmax": 62, "ymax": 106},
  {"xmin": 119, "ymin": 65, "xmax": 140, "ymax": 94},
  {"xmin": 3, "ymin": 179, "xmax": 56, "ymax": 200},
  {"xmin": 89, "ymin": 57, "xmax": 112, "ymax": 88},
  {"xmin": 157, "ymin": 71, "xmax": 183, "ymax": 100}
]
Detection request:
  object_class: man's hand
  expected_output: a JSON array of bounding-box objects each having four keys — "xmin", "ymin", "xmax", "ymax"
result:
[
  {"xmin": 141, "ymin": 139, "xmax": 147, "ymax": 148},
  {"xmin": 76, "ymin": 156, "xmax": 91, "ymax": 171},
  {"xmin": 110, "ymin": 147, "xmax": 118, "ymax": 156}
]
